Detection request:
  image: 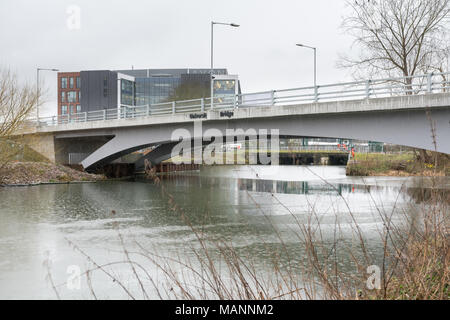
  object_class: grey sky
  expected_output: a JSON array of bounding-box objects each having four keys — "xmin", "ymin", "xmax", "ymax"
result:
[{"xmin": 0, "ymin": 0, "xmax": 355, "ymax": 116}]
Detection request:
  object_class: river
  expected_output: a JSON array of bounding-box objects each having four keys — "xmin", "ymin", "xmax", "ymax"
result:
[{"xmin": 0, "ymin": 165, "xmax": 448, "ymax": 299}]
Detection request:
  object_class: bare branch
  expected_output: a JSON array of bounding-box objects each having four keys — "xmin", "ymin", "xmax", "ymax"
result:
[{"xmin": 340, "ymin": 0, "xmax": 450, "ymax": 80}]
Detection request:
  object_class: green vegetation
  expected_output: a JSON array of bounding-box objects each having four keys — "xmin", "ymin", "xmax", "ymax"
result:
[{"xmin": 347, "ymin": 152, "xmax": 449, "ymax": 176}]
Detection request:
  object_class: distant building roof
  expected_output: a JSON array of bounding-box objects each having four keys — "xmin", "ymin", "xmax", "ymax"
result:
[{"xmin": 116, "ymin": 68, "xmax": 228, "ymax": 78}]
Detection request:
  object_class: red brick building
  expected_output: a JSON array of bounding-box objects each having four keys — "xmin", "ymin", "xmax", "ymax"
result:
[{"xmin": 57, "ymin": 72, "xmax": 81, "ymax": 116}]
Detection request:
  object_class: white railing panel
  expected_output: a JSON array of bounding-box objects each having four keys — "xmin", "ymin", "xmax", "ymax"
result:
[{"xmin": 30, "ymin": 71, "xmax": 450, "ymax": 127}]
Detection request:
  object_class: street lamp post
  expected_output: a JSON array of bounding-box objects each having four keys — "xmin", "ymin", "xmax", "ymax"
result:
[
  {"xmin": 296, "ymin": 43, "xmax": 317, "ymax": 147},
  {"xmin": 296, "ymin": 43, "xmax": 317, "ymax": 89},
  {"xmin": 36, "ymin": 68, "xmax": 59, "ymax": 122},
  {"xmin": 210, "ymin": 21, "xmax": 239, "ymax": 110}
]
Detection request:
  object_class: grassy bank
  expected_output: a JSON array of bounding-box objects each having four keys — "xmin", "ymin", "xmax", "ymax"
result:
[
  {"xmin": 347, "ymin": 152, "xmax": 449, "ymax": 176},
  {"xmin": 0, "ymin": 140, "xmax": 105, "ymax": 186}
]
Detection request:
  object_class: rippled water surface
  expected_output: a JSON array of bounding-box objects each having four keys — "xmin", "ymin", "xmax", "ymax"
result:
[{"xmin": 0, "ymin": 165, "xmax": 447, "ymax": 299}]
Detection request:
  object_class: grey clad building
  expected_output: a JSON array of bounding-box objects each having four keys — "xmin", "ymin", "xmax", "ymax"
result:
[
  {"xmin": 58, "ymin": 68, "xmax": 241, "ymax": 115},
  {"xmin": 79, "ymin": 70, "xmax": 120, "ymax": 112}
]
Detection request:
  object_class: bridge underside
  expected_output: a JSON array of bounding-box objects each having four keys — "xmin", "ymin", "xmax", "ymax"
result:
[{"xmin": 78, "ymin": 107, "xmax": 450, "ymax": 171}]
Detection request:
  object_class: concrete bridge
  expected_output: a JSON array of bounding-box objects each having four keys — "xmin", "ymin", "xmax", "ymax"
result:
[{"xmin": 20, "ymin": 72, "xmax": 450, "ymax": 171}]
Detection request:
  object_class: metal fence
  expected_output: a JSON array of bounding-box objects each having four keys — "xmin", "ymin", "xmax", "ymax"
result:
[
  {"xmin": 280, "ymin": 145, "xmax": 372, "ymax": 153},
  {"xmin": 36, "ymin": 71, "xmax": 450, "ymax": 127},
  {"xmin": 68, "ymin": 153, "xmax": 90, "ymax": 165}
]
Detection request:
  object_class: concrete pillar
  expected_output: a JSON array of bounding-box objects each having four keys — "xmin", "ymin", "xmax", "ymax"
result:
[{"xmin": 22, "ymin": 133, "xmax": 56, "ymax": 163}]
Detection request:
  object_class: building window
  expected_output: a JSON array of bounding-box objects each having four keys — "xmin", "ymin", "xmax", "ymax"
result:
[
  {"xmin": 103, "ymin": 78, "xmax": 108, "ymax": 97},
  {"xmin": 61, "ymin": 78, "xmax": 67, "ymax": 89},
  {"xmin": 76, "ymin": 77, "xmax": 81, "ymax": 88},
  {"xmin": 78, "ymin": 91, "xmax": 81, "ymax": 102},
  {"xmin": 76, "ymin": 105, "xmax": 81, "ymax": 113},
  {"xmin": 68, "ymin": 91, "xmax": 77, "ymax": 103},
  {"xmin": 61, "ymin": 105, "xmax": 68, "ymax": 115},
  {"xmin": 61, "ymin": 91, "xmax": 66, "ymax": 102},
  {"xmin": 120, "ymin": 79, "xmax": 134, "ymax": 106},
  {"xmin": 70, "ymin": 77, "xmax": 74, "ymax": 89}
]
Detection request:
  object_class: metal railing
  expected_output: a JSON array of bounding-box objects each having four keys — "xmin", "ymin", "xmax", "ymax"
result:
[
  {"xmin": 35, "ymin": 71, "xmax": 450, "ymax": 127},
  {"xmin": 68, "ymin": 153, "xmax": 90, "ymax": 165}
]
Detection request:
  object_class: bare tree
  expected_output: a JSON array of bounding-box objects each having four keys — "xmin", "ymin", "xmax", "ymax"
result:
[
  {"xmin": 340, "ymin": 0, "xmax": 450, "ymax": 82},
  {"xmin": 0, "ymin": 68, "xmax": 40, "ymax": 170},
  {"xmin": 340, "ymin": 0, "xmax": 450, "ymax": 163}
]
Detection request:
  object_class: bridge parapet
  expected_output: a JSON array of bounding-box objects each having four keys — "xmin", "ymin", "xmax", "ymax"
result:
[
  {"xmin": 32, "ymin": 71, "xmax": 450, "ymax": 129},
  {"xmin": 25, "ymin": 92, "xmax": 450, "ymax": 136},
  {"xmin": 11, "ymin": 72, "xmax": 450, "ymax": 168}
]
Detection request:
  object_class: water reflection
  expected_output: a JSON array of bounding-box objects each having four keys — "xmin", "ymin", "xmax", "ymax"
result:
[
  {"xmin": 238, "ymin": 178, "xmax": 358, "ymax": 195},
  {"xmin": 0, "ymin": 166, "xmax": 447, "ymax": 299}
]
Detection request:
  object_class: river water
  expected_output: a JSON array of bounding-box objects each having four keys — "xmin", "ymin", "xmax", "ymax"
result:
[{"xmin": 0, "ymin": 165, "xmax": 448, "ymax": 299}]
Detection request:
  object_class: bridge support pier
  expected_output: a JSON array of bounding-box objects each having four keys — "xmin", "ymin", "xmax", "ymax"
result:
[{"xmin": 22, "ymin": 133, "xmax": 57, "ymax": 163}]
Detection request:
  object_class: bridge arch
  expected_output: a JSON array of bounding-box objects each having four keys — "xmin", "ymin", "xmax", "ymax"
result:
[{"xmin": 81, "ymin": 105, "xmax": 450, "ymax": 171}]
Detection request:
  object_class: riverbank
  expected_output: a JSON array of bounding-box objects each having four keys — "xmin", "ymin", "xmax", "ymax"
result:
[
  {"xmin": 0, "ymin": 162, "xmax": 105, "ymax": 186},
  {"xmin": 346, "ymin": 153, "xmax": 449, "ymax": 177}
]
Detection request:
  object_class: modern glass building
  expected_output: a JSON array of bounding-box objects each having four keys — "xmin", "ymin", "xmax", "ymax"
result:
[
  {"xmin": 58, "ymin": 68, "xmax": 238, "ymax": 114},
  {"xmin": 119, "ymin": 68, "xmax": 229, "ymax": 106},
  {"xmin": 134, "ymin": 76, "xmax": 181, "ymax": 105}
]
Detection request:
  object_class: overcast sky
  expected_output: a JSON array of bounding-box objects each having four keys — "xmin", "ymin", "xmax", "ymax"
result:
[{"xmin": 0, "ymin": 0, "xmax": 355, "ymax": 117}]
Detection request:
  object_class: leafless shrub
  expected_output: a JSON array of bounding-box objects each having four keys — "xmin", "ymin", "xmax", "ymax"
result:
[
  {"xmin": 0, "ymin": 68, "xmax": 40, "ymax": 171},
  {"xmin": 59, "ymin": 159, "xmax": 448, "ymax": 300}
]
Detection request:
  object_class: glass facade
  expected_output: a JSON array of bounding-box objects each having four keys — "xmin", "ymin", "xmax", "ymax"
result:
[
  {"xmin": 135, "ymin": 77, "xmax": 180, "ymax": 105},
  {"xmin": 121, "ymin": 79, "xmax": 135, "ymax": 106},
  {"xmin": 119, "ymin": 69, "xmax": 228, "ymax": 106},
  {"xmin": 72, "ymin": 69, "xmax": 234, "ymax": 112}
]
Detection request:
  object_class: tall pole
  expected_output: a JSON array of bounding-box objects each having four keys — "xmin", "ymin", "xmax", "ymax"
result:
[
  {"xmin": 296, "ymin": 43, "xmax": 317, "ymax": 88},
  {"xmin": 36, "ymin": 68, "xmax": 59, "ymax": 123},
  {"xmin": 313, "ymin": 47, "xmax": 317, "ymax": 89},
  {"xmin": 210, "ymin": 21, "xmax": 240, "ymax": 110},
  {"xmin": 37, "ymin": 69, "xmax": 40, "ymax": 121},
  {"xmin": 211, "ymin": 22, "xmax": 214, "ymax": 110},
  {"xmin": 296, "ymin": 43, "xmax": 317, "ymax": 147}
]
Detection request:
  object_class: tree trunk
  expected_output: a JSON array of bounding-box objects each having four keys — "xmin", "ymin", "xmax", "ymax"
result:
[{"xmin": 418, "ymin": 149, "xmax": 433, "ymax": 164}]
